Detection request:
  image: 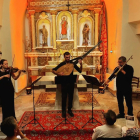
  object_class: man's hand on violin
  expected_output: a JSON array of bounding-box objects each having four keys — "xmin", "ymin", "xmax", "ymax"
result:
[
  {"xmin": 4, "ymin": 74, "xmax": 10, "ymax": 78},
  {"xmin": 117, "ymin": 65, "xmax": 121, "ymax": 69},
  {"xmin": 117, "ymin": 66, "xmax": 126, "ymax": 74},
  {"xmin": 78, "ymin": 59, "xmax": 82, "ymax": 65},
  {"xmin": 18, "ymin": 69, "xmax": 21, "ymax": 73}
]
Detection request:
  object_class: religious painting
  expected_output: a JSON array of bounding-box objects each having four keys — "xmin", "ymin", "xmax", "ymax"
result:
[
  {"xmin": 57, "ymin": 11, "xmax": 73, "ymax": 40},
  {"xmin": 56, "ymin": 41, "xmax": 74, "ymax": 61},
  {"xmin": 61, "ymin": 15, "xmax": 68, "ymax": 40}
]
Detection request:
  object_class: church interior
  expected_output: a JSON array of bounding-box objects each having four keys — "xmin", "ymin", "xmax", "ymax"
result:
[{"xmin": 0, "ymin": 0, "xmax": 140, "ymax": 139}]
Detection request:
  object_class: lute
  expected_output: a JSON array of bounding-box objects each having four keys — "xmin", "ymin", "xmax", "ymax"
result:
[{"xmin": 56, "ymin": 41, "xmax": 102, "ymax": 76}]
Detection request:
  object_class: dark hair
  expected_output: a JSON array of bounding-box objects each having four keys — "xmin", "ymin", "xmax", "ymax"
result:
[
  {"xmin": 104, "ymin": 110, "xmax": 116, "ymax": 125},
  {"xmin": 0, "ymin": 59, "xmax": 7, "ymax": 65},
  {"xmin": 64, "ymin": 52, "xmax": 70, "ymax": 57},
  {"xmin": 1, "ymin": 116, "xmax": 17, "ymax": 137},
  {"xmin": 137, "ymin": 111, "xmax": 140, "ymax": 122},
  {"xmin": 119, "ymin": 56, "xmax": 126, "ymax": 62}
]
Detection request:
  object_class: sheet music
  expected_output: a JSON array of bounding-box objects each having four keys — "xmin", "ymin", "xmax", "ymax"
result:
[{"xmin": 125, "ymin": 115, "xmax": 135, "ymax": 128}]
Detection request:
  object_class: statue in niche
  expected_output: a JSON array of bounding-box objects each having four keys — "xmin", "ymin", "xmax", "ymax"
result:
[
  {"xmin": 82, "ymin": 23, "xmax": 90, "ymax": 46},
  {"xmin": 61, "ymin": 16, "xmax": 68, "ymax": 40},
  {"xmin": 39, "ymin": 25, "xmax": 48, "ymax": 46}
]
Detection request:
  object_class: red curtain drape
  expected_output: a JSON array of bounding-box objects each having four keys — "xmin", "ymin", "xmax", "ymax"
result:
[{"xmin": 99, "ymin": 1, "xmax": 108, "ymax": 82}]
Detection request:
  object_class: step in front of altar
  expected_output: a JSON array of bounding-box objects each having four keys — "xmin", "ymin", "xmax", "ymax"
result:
[{"xmin": 34, "ymin": 72, "xmax": 87, "ymax": 91}]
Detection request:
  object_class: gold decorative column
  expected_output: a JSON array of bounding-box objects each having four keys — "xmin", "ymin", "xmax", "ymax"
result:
[
  {"xmin": 50, "ymin": 11, "xmax": 57, "ymax": 50},
  {"xmin": 29, "ymin": 10, "xmax": 36, "ymax": 49},
  {"xmin": 94, "ymin": 8, "xmax": 101, "ymax": 51},
  {"xmin": 72, "ymin": 10, "xmax": 78, "ymax": 50}
]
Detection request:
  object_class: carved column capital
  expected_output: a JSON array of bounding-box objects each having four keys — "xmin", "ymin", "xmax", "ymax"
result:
[
  {"xmin": 28, "ymin": 10, "xmax": 35, "ymax": 16},
  {"xmin": 94, "ymin": 8, "xmax": 101, "ymax": 14},
  {"xmin": 71, "ymin": 9, "xmax": 79, "ymax": 15},
  {"xmin": 50, "ymin": 10, "xmax": 58, "ymax": 15}
]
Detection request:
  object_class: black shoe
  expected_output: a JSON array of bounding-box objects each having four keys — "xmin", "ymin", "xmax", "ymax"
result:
[
  {"xmin": 68, "ymin": 110, "xmax": 74, "ymax": 117},
  {"xmin": 62, "ymin": 111, "xmax": 66, "ymax": 118},
  {"xmin": 116, "ymin": 114, "xmax": 125, "ymax": 119},
  {"xmin": 128, "ymin": 114, "xmax": 133, "ymax": 116}
]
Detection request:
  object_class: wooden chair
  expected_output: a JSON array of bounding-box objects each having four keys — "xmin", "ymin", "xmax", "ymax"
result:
[{"xmin": 132, "ymin": 76, "xmax": 140, "ymax": 97}]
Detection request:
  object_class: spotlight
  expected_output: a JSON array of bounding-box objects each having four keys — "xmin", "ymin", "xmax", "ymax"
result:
[
  {"xmin": 98, "ymin": 86, "xmax": 105, "ymax": 94},
  {"xmin": 26, "ymin": 87, "xmax": 32, "ymax": 95}
]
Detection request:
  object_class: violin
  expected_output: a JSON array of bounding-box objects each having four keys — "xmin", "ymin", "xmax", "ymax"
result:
[
  {"xmin": 98, "ymin": 55, "xmax": 133, "ymax": 94},
  {"xmin": 5, "ymin": 67, "xmax": 26, "ymax": 73}
]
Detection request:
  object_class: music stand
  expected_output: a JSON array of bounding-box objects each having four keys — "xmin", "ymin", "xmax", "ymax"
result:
[
  {"xmin": 82, "ymin": 75, "xmax": 102, "ymax": 128},
  {"xmin": 22, "ymin": 76, "xmax": 45, "ymax": 130},
  {"xmin": 54, "ymin": 75, "xmax": 78, "ymax": 129}
]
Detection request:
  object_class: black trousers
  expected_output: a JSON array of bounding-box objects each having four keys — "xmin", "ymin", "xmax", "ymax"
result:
[
  {"xmin": 61, "ymin": 83, "xmax": 74, "ymax": 112},
  {"xmin": 0, "ymin": 91, "xmax": 16, "ymax": 121},
  {"xmin": 116, "ymin": 90, "xmax": 133, "ymax": 115}
]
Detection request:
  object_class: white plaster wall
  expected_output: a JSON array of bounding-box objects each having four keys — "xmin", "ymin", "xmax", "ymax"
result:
[
  {"xmin": 0, "ymin": 0, "xmax": 4, "ymax": 26},
  {"xmin": 0, "ymin": 0, "xmax": 12, "ymax": 64},
  {"xmin": 128, "ymin": 0, "xmax": 140, "ymax": 22},
  {"xmin": 105, "ymin": 0, "xmax": 140, "ymax": 91},
  {"xmin": 121, "ymin": 0, "xmax": 140, "ymax": 77},
  {"xmin": 0, "ymin": 0, "xmax": 28, "ymax": 92}
]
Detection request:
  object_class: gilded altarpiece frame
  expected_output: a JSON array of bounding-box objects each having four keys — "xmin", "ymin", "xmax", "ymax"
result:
[{"xmin": 25, "ymin": 0, "xmax": 104, "ymax": 79}]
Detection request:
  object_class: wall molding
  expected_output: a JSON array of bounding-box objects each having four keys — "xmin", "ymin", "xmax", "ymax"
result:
[
  {"xmin": 0, "ymin": 0, "xmax": 4, "ymax": 26},
  {"xmin": 129, "ymin": 20, "xmax": 140, "ymax": 35}
]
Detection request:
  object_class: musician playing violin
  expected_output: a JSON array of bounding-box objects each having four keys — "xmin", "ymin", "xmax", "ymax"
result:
[
  {"xmin": 105, "ymin": 56, "xmax": 134, "ymax": 119},
  {"xmin": 0, "ymin": 59, "xmax": 22, "ymax": 121},
  {"xmin": 52, "ymin": 52, "xmax": 82, "ymax": 118}
]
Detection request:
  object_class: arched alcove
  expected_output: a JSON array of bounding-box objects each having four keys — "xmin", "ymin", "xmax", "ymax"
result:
[
  {"xmin": 36, "ymin": 18, "xmax": 51, "ymax": 47},
  {"xmin": 56, "ymin": 11, "xmax": 73, "ymax": 40},
  {"xmin": 78, "ymin": 16, "xmax": 94, "ymax": 46}
]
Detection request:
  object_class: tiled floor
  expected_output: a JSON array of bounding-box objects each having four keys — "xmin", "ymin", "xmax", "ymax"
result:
[{"xmin": 0, "ymin": 88, "xmax": 140, "ymax": 137}]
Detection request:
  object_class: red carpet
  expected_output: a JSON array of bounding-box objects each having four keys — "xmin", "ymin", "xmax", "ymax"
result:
[{"xmin": 19, "ymin": 110, "xmax": 105, "ymax": 140}]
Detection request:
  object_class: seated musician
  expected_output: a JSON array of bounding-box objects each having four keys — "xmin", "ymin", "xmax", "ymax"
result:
[{"xmin": 52, "ymin": 52, "xmax": 82, "ymax": 118}]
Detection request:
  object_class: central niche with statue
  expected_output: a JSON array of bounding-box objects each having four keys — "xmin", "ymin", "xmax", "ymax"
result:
[
  {"xmin": 24, "ymin": 0, "xmax": 103, "ymax": 79},
  {"xmin": 57, "ymin": 11, "xmax": 73, "ymax": 40}
]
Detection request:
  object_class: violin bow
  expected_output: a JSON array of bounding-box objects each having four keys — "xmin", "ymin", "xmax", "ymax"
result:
[{"xmin": 9, "ymin": 54, "xmax": 15, "ymax": 75}]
